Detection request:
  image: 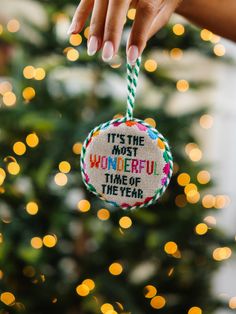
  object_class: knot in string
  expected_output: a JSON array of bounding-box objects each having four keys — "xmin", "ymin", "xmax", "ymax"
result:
[{"xmin": 126, "ymin": 56, "xmax": 142, "ymax": 120}]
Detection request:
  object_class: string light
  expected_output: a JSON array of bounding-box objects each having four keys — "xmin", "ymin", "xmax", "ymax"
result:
[
  {"xmin": 101, "ymin": 303, "xmax": 114, "ymax": 313},
  {"xmin": 150, "ymin": 296, "xmax": 166, "ymax": 309},
  {"xmin": 173, "ymin": 24, "xmax": 185, "ymax": 36},
  {"xmin": 72, "ymin": 142, "xmax": 82, "ymax": 155},
  {"xmin": 59, "ymin": 161, "xmax": 71, "ymax": 173},
  {"xmin": 76, "ymin": 284, "xmax": 90, "ymax": 297},
  {"xmin": 199, "ymin": 114, "xmax": 214, "ymax": 129},
  {"xmin": 197, "ymin": 170, "xmax": 211, "ymax": 184},
  {"xmin": 195, "ymin": 223, "xmax": 208, "ymax": 235},
  {"xmin": 77, "ymin": 199, "xmax": 91, "ymax": 212},
  {"xmin": 200, "ymin": 29, "xmax": 213, "ymax": 41},
  {"xmin": 119, "ymin": 216, "xmax": 132, "ymax": 229},
  {"xmin": 35, "ymin": 68, "xmax": 46, "ymax": 80},
  {"xmin": 127, "ymin": 8, "xmax": 136, "ymax": 20},
  {"xmin": 164, "ymin": 241, "xmax": 178, "ymax": 254},
  {"xmin": 177, "ymin": 173, "xmax": 190, "ymax": 186},
  {"xmin": 7, "ymin": 162, "xmax": 20, "ymax": 175},
  {"xmin": 97, "ymin": 208, "xmax": 110, "ymax": 221},
  {"xmin": 82, "ymin": 279, "xmax": 95, "ymax": 291},
  {"xmin": 0, "ymin": 292, "xmax": 15, "ymax": 306},
  {"xmin": 144, "ymin": 118, "xmax": 156, "ymax": 128},
  {"xmin": 84, "ymin": 26, "xmax": 90, "ymax": 39},
  {"xmin": 3, "ymin": 91, "xmax": 16, "ymax": 106},
  {"xmin": 189, "ymin": 148, "xmax": 202, "ymax": 162},
  {"xmin": 13, "ymin": 141, "xmax": 26, "ymax": 156},
  {"xmin": 0, "ymin": 24, "xmax": 3, "ymax": 35},
  {"xmin": 31, "ymin": 237, "xmax": 43, "ymax": 249},
  {"xmin": 43, "ymin": 234, "xmax": 57, "ymax": 248},
  {"xmin": 214, "ymin": 44, "xmax": 226, "ymax": 57},
  {"xmin": 23, "ymin": 66, "xmax": 36, "ymax": 79},
  {"xmin": 26, "ymin": 133, "xmax": 39, "ymax": 147},
  {"xmin": 213, "ymin": 247, "xmax": 232, "ymax": 261},
  {"xmin": 176, "ymin": 79, "xmax": 189, "ymax": 92},
  {"xmin": 144, "ymin": 285, "xmax": 157, "ymax": 298},
  {"xmin": 22, "ymin": 87, "xmax": 36, "ymax": 101},
  {"xmin": 54, "ymin": 173, "xmax": 68, "ymax": 186},
  {"xmin": 7, "ymin": 19, "xmax": 20, "ymax": 33},
  {"xmin": 187, "ymin": 190, "xmax": 200, "ymax": 204},
  {"xmin": 214, "ymin": 195, "xmax": 228, "ymax": 209},
  {"xmin": 170, "ymin": 48, "xmax": 183, "ymax": 60},
  {"xmin": 188, "ymin": 307, "xmax": 202, "ymax": 314},
  {"xmin": 69, "ymin": 34, "xmax": 82, "ymax": 46},
  {"xmin": 109, "ymin": 262, "xmax": 123, "ymax": 276},
  {"xmin": 202, "ymin": 194, "xmax": 215, "ymax": 208},
  {"xmin": 229, "ymin": 297, "xmax": 236, "ymax": 309},
  {"xmin": 26, "ymin": 202, "xmax": 39, "ymax": 215},
  {"xmin": 0, "ymin": 168, "xmax": 6, "ymax": 185},
  {"xmin": 66, "ymin": 48, "xmax": 79, "ymax": 61},
  {"xmin": 144, "ymin": 59, "xmax": 158, "ymax": 72}
]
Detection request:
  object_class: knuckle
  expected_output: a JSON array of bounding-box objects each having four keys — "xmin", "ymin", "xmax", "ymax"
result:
[{"xmin": 139, "ymin": 0, "xmax": 156, "ymax": 15}]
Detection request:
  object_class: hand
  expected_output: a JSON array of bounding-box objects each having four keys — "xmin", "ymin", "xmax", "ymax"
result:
[{"xmin": 68, "ymin": 0, "xmax": 182, "ymax": 65}]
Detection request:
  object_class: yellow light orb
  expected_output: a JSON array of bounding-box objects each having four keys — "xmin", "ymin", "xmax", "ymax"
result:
[
  {"xmin": 82, "ymin": 279, "xmax": 95, "ymax": 291},
  {"xmin": 184, "ymin": 183, "xmax": 197, "ymax": 194},
  {"xmin": 0, "ymin": 24, "xmax": 3, "ymax": 35},
  {"xmin": 204, "ymin": 215, "xmax": 216, "ymax": 226},
  {"xmin": 187, "ymin": 190, "xmax": 200, "ymax": 204},
  {"xmin": 26, "ymin": 133, "xmax": 39, "ymax": 147},
  {"xmin": 185, "ymin": 143, "xmax": 198, "ymax": 155},
  {"xmin": 229, "ymin": 297, "xmax": 236, "ymax": 309},
  {"xmin": 35, "ymin": 68, "xmax": 46, "ymax": 80},
  {"xmin": 76, "ymin": 284, "xmax": 90, "ymax": 297},
  {"xmin": 195, "ymin": 223, "xmax": 208, "ymax": 235},
  {"xmin": 210, "ymin": 34, "xmax": 221, "ymax": 44},
  {"xmin": 144, "ymin": 285, "xmax": 157, "ymax": 298},
  {"xmin": 97, "ymin": 208, "xmax": 110, "ymax": 221},
  {"xmin": 188, "ymin": 306, "xmax": 202, "ymax": 314},
  {"xmin": 0, "ymin": 168, "xmax": 6, "ymax": 185},
  {"xmin": 43, "ymin": 234, "xmax": 57, "ymax": 248},
  {"xmin": 173, "ymin": 24, "xmax": 185, "ymax": 36},
  {"xmin": 177, "ymin": 173, "xmax": 190, "ymax": 186},
  {"xmin": 77, "ymin": 199, "xmax": 91, "ymax": 212},
  {"xmin": 59, "ymin": 161, "xmax": 71, "ymax": 173},
  {"xmin": 31, "ymin": 237, "xmax": 43, "ymax": 249},
  {"xmin": 189, "ymin": 148, "xmax": 202, "ymax": 162},
  {"xmin": 213, "ymin": 247, "xmax": 232, "ymax": 261},
  {"xmin": 144, "ymin": 59, "xmax": 158, "ymax": 72},
  {"xmin": 0, "ymin": 81, "xmax": 12, "ymax": 95},
  {"xmin": 214, "ymin": 44, "xmax": 226, "ymax": 57},
  {"xmin": 67, "ymin": 48, "xmax": 79, "ymax": 61},
  {"xmin": 101, "ymin": 303, "xmax": 114, "ymax": 313},
  {"xmin": 72, "ymin": 142, "xmax": 82, "ymax": 155},
  {"xmin": 127, "ymin": 8, "xmax": 136, "ymax": 20},
  {"xmin": 84, "ymin": 26, "xmax": 90, "ymax": 39},
  {"xmin": 3, "ymin": 91, "xmax": 16, "ymax": 106},
  {"xmin": 0, "ymin": 292, "xmax": 15, "ymax": 306},
  {"xmin": 197, "ymin": 170, "xmax": 211, "ymax": 184},
  {"xmin": 26, "ymin": 202, "xmax": 39, "ymax": 215},
  {"xmin": 150, "ymin": 296, "xmax": 166, "ymax": 309},
  {"xmin": 164, "ymin": 241, "xmax": 178, "ymax": 254},
  {"xmin": 144, "ymin": 118, "xmax": 156, "ymax": 128},
  {"xmin": 7, "ymin": 162, "xmax": 20, "ymax": 175},
  {"xmin": 22, "ymin": 87, "xmax": 36, "ymax": 101},
  {"xmin": 119, "ymin": 216, "xmax": 132, "ymax": 229},
  {"xmin": 69, "ymin": 34, "xmax": 82, "ymax": 46},
  {"xmin": 199, "ymin": 114, "xmax": 214, "ymax": 129},
  {"xmin": 23, "ymin": 66, "xmax": 36, "ymax": 79},
  {"xmin": 176, "ymin": 79, "xmax": 189, "ymax": 92},
  {"xmin": 202, "ymin": 194, "xmax": 215, "ymax": 208},
  {"xmin": 109, "ymin": 262, "xmax": 123, "ymax": 276},
  {"xmin": 170, "ymin": 48, "xmax": 183, "ymax": 60},
  {"xmin": 7, "ymin": 19, "xmax": 20, "ymax": 33},
  {"xmin": 54, "ymin": 173, "xmax": 68, "ymax": 186},
  {"xmin": 13, "ymin": 141, "xmax": 26, "ymax": 156},
  {"xmin": 214, "ymin": 195, "xmax": 227, "ymax": 209},
  {"xmin": 200, "ymin": 29, "xmax": 213, "ymax": 41}
]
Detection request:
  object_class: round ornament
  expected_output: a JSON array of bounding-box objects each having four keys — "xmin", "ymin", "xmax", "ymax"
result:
[{"xmin": 81, "ymin": 58, "xmax": 173, "ymax": 210}]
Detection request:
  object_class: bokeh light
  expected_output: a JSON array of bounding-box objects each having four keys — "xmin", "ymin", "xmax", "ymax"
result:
[
  {"xmin": 202, "ymin": 194, "xmax": 215, "ymax": 208},
  {"xmin": 35, "ymin": 68, "xmax": 46, "ymax": 80},
  {"xmin": 59, "ymin": 161, "xmax": 71, "ymax": 173},
  {"xmin": 54, "ymin": 172, "xmax": 68, "ymax": 186},
  {"xmin": 67, "ymin": 48, "xmax": 79, "ymax": 61},
  {"xmin": 82, "ymin": 279, "xmax": 95, "ymax": 291},
  {"xmin": 189, "ymin": 148, "xmax": 202, "ymax": 162},
  {"xmin": 199, "ymin": 114, "xmax": 214, "ymax": 129},
  {"xmin": 22, "ymin": 87, "xmax": 36, "ymax": 101},
  {"xmin": 176, "ymin": 79, "xmax": 189, "ymax": 92},
  {"xmin": 23, "ymin": 66, "xmax": 36, "ymax": 79},
  {"xmin": 0, "ymin": 292, "xmax": 15, "ymax": 306},
  {"xmin": 170, "ymin": 48, "xmax": 183, "ymax": 60},
  {"xmin": 7, "ymin": 162, "xmax": 20, "ymax": 175},
  {"xmin": 214, "ymin": 44, "xmax": 226, "ymax": 56},
  {"xmin": 177, "ymin": 173, "xmax": 190, "ymax": 186},
  {"xmin": 26, "ymin": 202, "xmax": 39, "ymax": 215},
  {"xmin": 144, "ymin": 59, "xmax": 158, "ymax": 72},
  {"xmin": 43, "ymin": 234, "xmax": 57, "ymax": 248},
  {"xmin": 72, "ymin": 142, "xmax": 82, "ymax": 155},
  {"xmin": 144, "ymin": 285, "xmax": 157, "ymax": 298},
  {"xmin": 109, "ymin": 262, "xmax": 123, "ymax": 276},
  {"xmin": 77, "ymin": 199, "xmax": 91, "ymax": 212},
  {"xmin": 97, "ymin": 208, "xmax": 110, "ymax": 221},
  {"xmin": 13, "ymin": 141, "xmax": 26, "ymax": 156},
  {"xmin": 229, "ymin": 297, "xmax": 236, "ymax": 309},
  {"xmin": 0, "ymin": 168, "xmax": 6, "ymax": 185},
  {"xmin": 31, "ymin": 237, "xmax": 43, "ymax": 249},
  {"xmin": 3, "ymin": 91, "xmax": 16, "ymax": 106},
  {"xmin": 164, "ymin": 241, "xmax": 178, "ymax": 254},
  {"xmin": 119, "ymin": 216, "xmax": 132, "ymax": 229},
  {"xmin": 69, "ymin": 34, "xmax": 82, "ymax": 46},
  {"xmin": 173, "ymin": 24, "xmax": 185, "ymax": 36},
  {"xmin": 76, "ymin": 284, "xmax": 90, "ymax": 297},
  {"xmin": 195, "ymin": 223, "xmax": 208, "ymax": 235},
  {"xmin": 127, "ymin": 8, "xmax": 136, "ymax": 20},
  {"xmin": 150, "ymin": 296, "xmax": 166, "ymax": 309},
  {"xmin": 197, "ymin": 170, "xmax": 211, "ymax": 184},
  {"xmin": 7, "ymin": 19, "xmax": 20, "ymax": 33},
  {"xmin": 26, "ymin": 133, "xmax": 39, "ymax": 147},
  {"xmin": 188, "ymin": 306, "xmax": 202, "ymax": 314},
  {"xmin": 213, "ymin": 247, "xmax": 232, "ymax": 261}
]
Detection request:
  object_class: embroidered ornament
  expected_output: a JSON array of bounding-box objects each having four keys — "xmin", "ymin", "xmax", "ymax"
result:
[{"xmin": 81, "ymin": 57, "xmax": 173, "ymax": 210}]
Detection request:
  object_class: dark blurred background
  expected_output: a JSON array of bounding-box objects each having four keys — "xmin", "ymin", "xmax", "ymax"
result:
[{"xmin": 0, "ymin": 1, "xmax": 236, "ymax": 314}]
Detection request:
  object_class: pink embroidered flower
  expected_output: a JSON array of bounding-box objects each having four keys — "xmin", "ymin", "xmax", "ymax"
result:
[
  {"xmin": 163, "ymin": 163, "xmax": 170, "ymax": 175},
  {"xmin": 137, "ymin": 123, "xmax": 148, "ymax": 131},
  {"xmin": 85, "ymin": 173, "xmax": 89, "ymax": 183},
  {"xmin": 113, "ymin": 122, "xmax": 122, "ymax": 127},
  {"xmin": 161, "ymin": 176, "xmax": 167, "ymax": 185}
]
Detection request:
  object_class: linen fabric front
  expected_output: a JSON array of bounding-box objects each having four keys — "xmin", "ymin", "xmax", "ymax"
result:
[{"xmin": 83, "ymin": 121, "xmax": 169, "ymax": 208}]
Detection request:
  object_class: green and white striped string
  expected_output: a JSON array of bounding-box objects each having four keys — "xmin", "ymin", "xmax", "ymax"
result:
[{"xmin": 126, "ymin": 56, "xmax": 142, "ymax": 120}]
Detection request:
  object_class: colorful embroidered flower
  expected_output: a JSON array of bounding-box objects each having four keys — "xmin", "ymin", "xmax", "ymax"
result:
[
  {"xmin": 163, "ymin": 163, "xmax": 170, "ymax": 175},
  {"xmin": 136, "ymin": 123, "xmax": 148, "ymax": 131},
  {"xmin": 161, "ymin": 176, "xmax": 167, "ymax": 185},
  {"xmin": 125, "ymin": 121, "xmax": 137, "ymax": 127},
  {"xmin": 148, "ymin": 129, "xmax": 158, "ymax": 140},
  {"xmin": 113, "ymin": 122, "xmax": 122, "ymax": 127}
]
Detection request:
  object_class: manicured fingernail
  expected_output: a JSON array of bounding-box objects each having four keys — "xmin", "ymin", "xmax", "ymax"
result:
[
  {"xmin": 87, "ymin": 36, "xmax": 98, "ymax": 56},
  {"xmin": 67, "ymin": 20, "xmax": 78, "ymax": 35},
  {"xmin": 127, "ymin": 45, "xmax": 139, "ymax": 65},
  {"xmin": 102, "ymin": 41, "xmax": 114, "ymax": 62}
]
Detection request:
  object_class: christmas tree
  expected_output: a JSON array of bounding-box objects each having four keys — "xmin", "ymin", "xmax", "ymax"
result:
[{"xmin": 0, "ymin": 1, "xmax": 233, "ymax": 313}]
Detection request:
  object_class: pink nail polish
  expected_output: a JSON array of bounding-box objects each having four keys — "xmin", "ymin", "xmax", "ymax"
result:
[
  {"xmin": 87, "ymin": 36, "xmax": 98, "ymax": 56},
  {"xmin": 102, "ymin": 41, "xmax": 114, "ymax": 62},
  {"xmin": 127, "ymin": 45, "xmax": 139, "ymax": 65}
]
